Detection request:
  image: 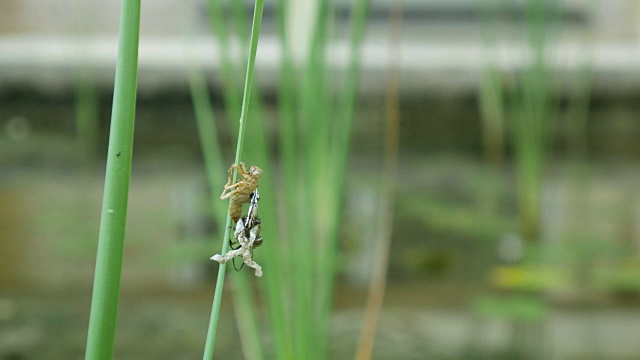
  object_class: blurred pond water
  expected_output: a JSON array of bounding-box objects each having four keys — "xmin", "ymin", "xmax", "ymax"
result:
[{"xmin": 2, "ymin": 90, "xmax": 640, "ymax": 359}]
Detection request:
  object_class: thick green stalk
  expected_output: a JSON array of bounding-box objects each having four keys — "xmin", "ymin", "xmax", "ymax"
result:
[
  {"xmin": 202, "ymin": 1, "xmax": 265, "ymax": 358},
  {"xmin": 84, "ymin": 0, "xmax": 141, "ymax": 359}
]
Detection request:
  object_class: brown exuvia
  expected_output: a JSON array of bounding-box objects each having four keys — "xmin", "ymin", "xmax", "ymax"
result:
[{"xmin": 220, "ymin": 162, "xmax": 262, "ymax": 223}]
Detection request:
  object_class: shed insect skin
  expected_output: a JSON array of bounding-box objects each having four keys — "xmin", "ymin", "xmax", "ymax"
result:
[{"xmin": 220, "ymin": 162, "xmax": 263, "ymax": 223}]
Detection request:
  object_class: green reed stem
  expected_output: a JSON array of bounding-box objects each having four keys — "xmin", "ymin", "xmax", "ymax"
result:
[
  {"xmin": 224, "ymin": 5, "xmax": 288, "ymax": 358},
  {"xmin": 194, "ymin": 2, "xmax": 271, "ymax": 359},
  {"xmin": 187, "ymin": 68, "xmax": 226, "ymax": 207},
  {"xmin": 271, "ymin": 0, "xmax": 372, "ymax": 358},
  {"xmin": 84, "ymin": 0, "xmax": 140, "ymax": 358},
  {"xmin": 293, "ymin": 3, "xmax": 331, "ymax": 358},
  {"xmin": 202, "ymin": 1, "xmax": 265, "ymax": 358},
  {"xmin": 187, "ymin": 36, "xmax": 263, "ymax": 360},
  {"xmin": 206, "ymin": 0, "xmax": 242, "ymax": 131},
  {"xmin": 317, "ymin": 1, "xmax": 371, "ymax": 357}
]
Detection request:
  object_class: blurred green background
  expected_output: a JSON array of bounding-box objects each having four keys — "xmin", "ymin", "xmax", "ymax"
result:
[{"xmin": 3, "ymin": 0, "xmax": 640, "ymax": 359}]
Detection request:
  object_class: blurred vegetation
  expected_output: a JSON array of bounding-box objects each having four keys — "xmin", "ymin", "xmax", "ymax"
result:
[
  {"xmin": 187, "ymin": 0, "xmax": 372, "ymax": 359},
  {"xmin": 3, "ymin": 0, "xmax": 640, "ymax": 359}
]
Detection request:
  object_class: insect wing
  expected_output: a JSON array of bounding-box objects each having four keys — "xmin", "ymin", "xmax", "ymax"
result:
[
  {"xmin": 246, "ymin": 189, "xmax": 260, "ymax": 228},
  {"xmin": 249, "ymin": 223, "xmax": 261, "ymax": 246},
  {"xmin": 253, "ymin": 235, "xmax": 263, "ymax": 248}
]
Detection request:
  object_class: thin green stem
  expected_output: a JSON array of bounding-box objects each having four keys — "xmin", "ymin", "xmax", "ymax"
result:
[
  {"xmin": 84, "ymin": 0, "xmax": 141, "ymax": 359},
  {"xmin": 186, "ymin": 31, "xmax": 264, "ymax": 360},
  {"xmin": 197, "ymin": 3, "xmax": 267, "ymax": 359},
  {"xmin": 202, "ymin": 1, "xmax": 265, "ymax": 359},
  {"xmin": 223, "ymin": 5, "xmax": 290, "ymax": 359},
  {"xmin": 233, "ymin": 1, "xmax": 263, "ymax": 168}
]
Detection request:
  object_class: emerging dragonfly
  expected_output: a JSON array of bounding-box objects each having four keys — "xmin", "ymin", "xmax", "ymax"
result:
[
  {"xmin": 229, "ymin": 190, "xmax": 263, "ymax": 271},
  {"xmin": 211, "ymin": 189, "xmax": 263, "ymax": 277}
]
